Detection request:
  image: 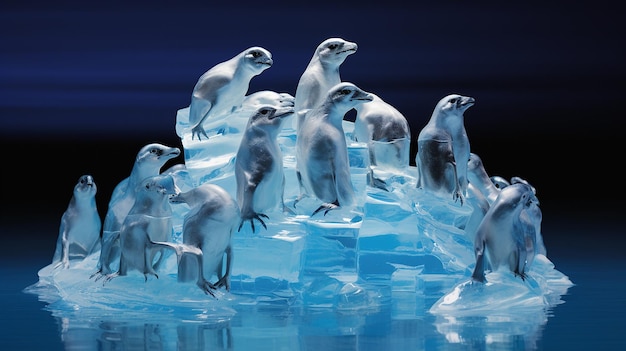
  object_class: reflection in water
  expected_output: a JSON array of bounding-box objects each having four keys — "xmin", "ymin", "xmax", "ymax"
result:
[
  {"xmin": 58, "ymin": 317, "xmax": 234, "ymax": 350},
  {"xmin": 433, "ymin": 311, "xmax": 547, "ymax": 350},
  {"xmin": 25, "ymin": 282, "xmax": 568, "ymax": 350}
]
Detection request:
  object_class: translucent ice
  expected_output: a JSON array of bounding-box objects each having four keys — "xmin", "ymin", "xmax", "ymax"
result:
[
  {"xmin": 28, "ymin": 106, "xmax": 571, "ymax": 315},
  {"xmin": 27, "ymin": 44, "xmax": 572, "ymax": 325}
]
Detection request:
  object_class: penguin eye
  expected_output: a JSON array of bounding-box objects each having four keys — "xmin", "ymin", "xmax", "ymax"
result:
[
  {"xmin": 340, "ymin": 89, "xmax": 351, "ymax": 95},
  {"xmin": 449, "ymin": 98, "xmax": 457, "ymax": 104},
  {"xmin": 260, "ymin": 109, "xmax": 269, "ymax": 115},
  {"xmin": 251, "ymin": 51, "xmax": 261, "ymax": 58},
  {"xmin": 328, "ymin": 44, "xmax": 338, "ymax": 50}
]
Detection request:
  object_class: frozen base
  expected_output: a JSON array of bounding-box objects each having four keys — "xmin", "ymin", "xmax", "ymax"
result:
[{"xmin": 26, "ymin": 112, "xmax": 573, "ymax": 322}]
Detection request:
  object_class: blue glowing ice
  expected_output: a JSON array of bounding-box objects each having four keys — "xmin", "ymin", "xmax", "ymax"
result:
[
  {"xmin": 27, "ymin": 43, "xmax": 572, "ymax": 326},
  {"xmin": 29, "ymin": 114, "xmax": 571, "ymax": 313}
]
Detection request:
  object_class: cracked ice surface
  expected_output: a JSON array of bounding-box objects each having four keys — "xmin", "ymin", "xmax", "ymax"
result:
[{"xmin": 27, "ymin": 97, "xmax": 572, "ymax": 321}]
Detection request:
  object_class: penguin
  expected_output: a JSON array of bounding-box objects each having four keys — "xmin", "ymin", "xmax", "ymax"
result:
[
  {"xmin": 415, "ymin": 94, "xmax": 474, "ymax": 205},
  {"xmin": 52, "ymin": 175, "xmax": 101, "ymax": 269},
  {"xmin": 94, "ymin": 143, "xmax": 180, "ymax": 277},
  {"xmin": 187, "ymin": 47, "xmax": 273, "ymax": 140},
  {"xmin": 235, "ymin": 104, "xmax": 295, "ymax": 232},
  {"xmin": 294, "ymin": 37, "xmax": 357, "ymax": 132},
  {"xmin": 471, "ymin": 182, "xmax": 539, "ymax": 283},
  {"xmin": 353, "ymin": 93, "xmax": 411, "ymax": 168},
  {"xmin": 295, "ymin": 82, "xmax": 373, "ymax": 216},
  {"xmin": 103, "ymin": 174, "xmax": 180, "ymax": 283},
  {"xmin": 353, "ymin": 93, "xmax": 411, "ymax": 190},
  {"xmin": 169, "ymin": 183, "xmax": 241, "ymax": 295},
  {"xmin": 511, "ymin": 176, "xmax": 546, "ymax": 256}
]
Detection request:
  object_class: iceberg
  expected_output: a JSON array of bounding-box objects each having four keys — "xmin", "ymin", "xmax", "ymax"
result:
[
  {"xmin": 26, "ymin": 112, "xmax": 572, "ymax": 311},
  {"xmin": 25, "ymin": 41, "xmax": 573, "ymax": 329}
]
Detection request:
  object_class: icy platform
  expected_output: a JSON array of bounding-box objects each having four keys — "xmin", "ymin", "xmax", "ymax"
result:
[{"xmin": 26, "ymin": 113, "xmax": 572, "ymax": 321}]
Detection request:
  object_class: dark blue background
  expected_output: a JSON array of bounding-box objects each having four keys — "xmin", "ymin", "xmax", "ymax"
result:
[{"xmin": 1, "ymin": 1, "xmax": 625, "ymax": 350}]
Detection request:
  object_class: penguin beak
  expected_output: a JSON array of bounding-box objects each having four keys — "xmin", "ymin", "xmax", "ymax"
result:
[
  {"xmin": 353, "ymin": 92, "xmax": 374, "ymax": 103},
  {"xmin": 338, "ymin": 43, "xmax": 358, "ymax": 55},
  {"xmin": 162, "ymin": 148, "xmax": 181, "ymax": 160},
  {"xmin": 459, "ymin": 96, "xmax": 475, "ymax": 112},
  {"xmin": 270, "ymin": 107, "xmax": 295, "ymax": 120}
]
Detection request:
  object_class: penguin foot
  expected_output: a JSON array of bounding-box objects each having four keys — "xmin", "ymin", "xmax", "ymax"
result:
[
  {"xmin": 215, "ymin": 276, "xmax": 230, "ymax": 291},
  {"xmin": 102, "ymin": 272, "xmax": 121, "ymax": 285},
  {"xmin": 143, "ymin": 272, "xmax": 159, "ymax": 282},
  {"xmin": 452, "ymin": 190, "xmax": 464, "ymax": 206},
  {"xmin": 514, "ymin": 270, "xmax": 527, "ymax": 281},
  {"xmin": 198, "ymin": 279, "xmax": 218, "ymax": 297},
  {"xmin": 191, "ymin": 125, "xmax": 209, "ymax": 141},
  {"xmin": 53, "ymin": 260, "xmax": 70, "ymax": 270},
  {"xmin": 238, "ymin": 213, "xmax": 269, "ymax": 233},
  {"xmin": 312, "ymin": 201, "xmax": 340, "ymax": 216},
  {"xmin": 90, "ymin": 269, "xmax": 107, "ymax": 282}
]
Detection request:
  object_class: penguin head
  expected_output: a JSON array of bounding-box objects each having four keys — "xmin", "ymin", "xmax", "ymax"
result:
[
  {"xmin": 316, "ymin": 38, "xmax": 358, "ymax": 65},
  {"xmin": 327, "ymin": 82, "xmax": 374, "ymax": 113},
  {"xmin": 74, "ymin": 174, "xmax": 97, "ymax": 197},
  {"xmin": 140, "ymin": 174, "xmax": 180, "ymax": 198},
  {"xmin": 243, "ymin": 47, "xmax": 273, "ymax": 74},
  {"xmin": 467, "ymin": 153, "xmax": 485, "ymax": 173},
  {"xmin": 437, "ymin": 94, "xmax": 475, "ymax": 116},
  {"xmin": 511, "ymin": 176, "xmax": 537, "ymax": 195},
  {"xmin": 498, "ymin": 182, "xmax": 538, "ymax": 210},
  {"xmin": 136, "ymin": 143, "xmax": 181, "ymax": 166},
  {"xmin": 248, "ymin": 105, "xmax": 295, "ymax": 131}
]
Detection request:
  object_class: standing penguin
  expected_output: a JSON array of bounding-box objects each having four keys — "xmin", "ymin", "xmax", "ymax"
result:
[
  {"xmin": 169, "ymin": 183, "xmax": 241, "ymax": 295},
  {"xmin": 353, "ymin": 93, "xmax": 411, "ymax": 168},
  {"xmin": 186, "ymin": 47, "xmax": 273, "ymax": 140},
  {"xmin": 52, "ymin": 175, "xmax": 101, "ymax": 269},
  {"xmin": 511, "ymin": 176, "xmax": 546, "ymax": 256},
  {"xmin": 294, "ymin": 38, "xmax": 357, "ymax": 132},
  {"xmin": 471, "ymin": 182, "xmax": 539, "ymax": 283},
  {"xmin": 235, "ymin": 104, "xmax": 295, "ymax": 232},
  {"xmin": 415, "ymin": 94, "xmax": 474, "ymax": 205},
  {"xmin": 295, "ymin": 82, "xmax": 373, "ymax": 216},
  {"xmin": 103, "ymin": 174, "xmax": 180, "ymax": 283},
  {"xmin": 94, "ymin": 143, "xmax": 180, "ymax": 277},
  {"xmin": 353, "ymin": 93, "xmax": 411, "ymax": 190}
]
